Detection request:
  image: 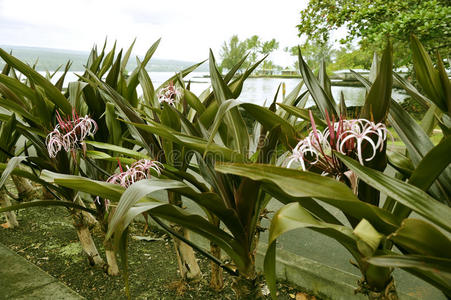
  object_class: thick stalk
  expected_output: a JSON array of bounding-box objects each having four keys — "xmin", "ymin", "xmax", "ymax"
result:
[
  {"xmin": 172, "ymin": 225, "xmax": 202, "ymax": 280},
  {"xmin": 209, "ymin": 215, "xmax": 223, "ymax": 291},
  {"xmin": 0, "ymin": 192, "xmax": 18, "ymax": 228},
  {"xmin": 71, "ymin": 209, "xmax": 104, "ymax": 266},
  {"xmin": 168, "ymin": 191, "xmax": 201, "ymax": 281},
  {"xmin": 11, "ymin": 175, "xmax": 38, "ymax": 202},
  {"xmin": 231, "ymin": 268, "xmax": 262, "ymax": 300},
  {"xmin": 358, "ymin": 277, "xmax": 398, "ymax": 300},
  {"xmin": 104, "ymin": 239, "xmax": 119, "ymax": 276},
  {"xmin": 209, "ymin": 242, "xmax": 224, "ymax": 291}
]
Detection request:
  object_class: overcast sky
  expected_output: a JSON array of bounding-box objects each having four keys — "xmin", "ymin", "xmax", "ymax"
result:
[{"xmin": 0, "ymin": 0, "xmax": 330, "ymax": 66}]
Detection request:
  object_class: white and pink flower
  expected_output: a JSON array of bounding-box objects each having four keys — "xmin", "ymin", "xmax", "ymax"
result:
[
  {"xmin": 157, "ymin": 81, "xmax": 183, "ymax": 105},
  {"xmin": 287, "ymin": 110, "xmax": 390, "ymax": 178},
  {"xmin": 46, "ymin": 109, "xmax": 97, "ymax": 158}
]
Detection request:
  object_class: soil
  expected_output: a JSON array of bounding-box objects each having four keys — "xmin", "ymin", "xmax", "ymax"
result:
[{"xmin": 0, "ymin": 201, "xmax": 320, "ymax": 300}]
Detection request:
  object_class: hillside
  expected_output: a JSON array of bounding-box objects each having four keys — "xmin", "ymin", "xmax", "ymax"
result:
[{"xmin": 0, "ymin": 45, "xmax": 208, "ymax": 72}]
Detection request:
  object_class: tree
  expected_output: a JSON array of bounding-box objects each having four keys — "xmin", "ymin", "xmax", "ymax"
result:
[
  {"xmin": 297, "ymin": 0, "xmax": 451, "ymax": 66},
  {"xmin": 285, "ymin": 41, "xmax": 334, "ymax": 71},
  {"xmin": 219, "ymin": 35, "xmax": 247, "ymax": 73},
  {"xmin": 220, "ymin": 35, "xmax": 280, "ymax": 72}
]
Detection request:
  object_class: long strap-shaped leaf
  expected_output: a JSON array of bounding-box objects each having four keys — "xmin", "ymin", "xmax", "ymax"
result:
[
  {"xmin": 297, "ymin": 47, "xmax": 337, "ymax": 119},
  {"xmin": 215, "ymin": 163, "xmax": 400, "ymax": 233},
  {"xmin": 264, "ymin": 202, "xmax": 359, "ymax": 299},
  {"xmin": 389, "ymin": 100, "xmax": 451, "ymax": 203},
  {"xmin": 337, "ymin": 153, "xmax": 451, "ymax": 232},
  {"xmin": 106, "ymin": 179, "xmax": 185, "ymax": 240},
  {"xmin": 360, "ymin": 41, "xmax": 393, "ymax": 123},
  {"xmin": 209, "ymin": 50, "xmax": 249, "ymax": 154},
  {"xmin": 0, "ymin": 49, "xmax": 72, "ymax": 114}
]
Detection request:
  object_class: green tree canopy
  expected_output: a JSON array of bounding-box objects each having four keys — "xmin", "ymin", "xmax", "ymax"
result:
[
  {"xmin": 298, "ymin": 0, "xmax": 451, "ymax": 66},
  {"xmin": 219, "ymin": 35, "xmax": 248, "ymax": 72},
  {"xmin": 219, "ymin": 35, "xmax": 279, "ymax": 72}
]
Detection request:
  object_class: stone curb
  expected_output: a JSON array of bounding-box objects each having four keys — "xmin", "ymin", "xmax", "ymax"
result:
[{"xmin": 0, "ymin": 243, "xmax": 84, "ymax": 300}]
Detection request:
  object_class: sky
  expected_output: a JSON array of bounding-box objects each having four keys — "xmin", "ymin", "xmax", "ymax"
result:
[{"xmin": 0, "ymin": 0, "xmax": 338, "ymax": 67}]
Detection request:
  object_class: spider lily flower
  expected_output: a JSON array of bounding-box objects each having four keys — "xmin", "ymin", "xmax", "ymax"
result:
[
  {"xmin": 106, "ymin": 159, "xmax": 163, "ymax": 188},
  {"xmin": 157, "ymin": 81, "xmax": 183, "ymax": 105},
  {"xmin": 46, "ymin": 109, "xmax": 98, "ymax": 158},
  {"xmin": 287, "ymin": 110, "xmax": 389, "ymax": 178},
  {"xmin": 97, "ymin": 159, "xmax": 163, "ymax": 209}
]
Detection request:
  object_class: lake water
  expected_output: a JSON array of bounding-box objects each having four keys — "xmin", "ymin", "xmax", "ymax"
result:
[{"xmin": 47, "ymin": 71, "xmax": 408, "ymax": 108}]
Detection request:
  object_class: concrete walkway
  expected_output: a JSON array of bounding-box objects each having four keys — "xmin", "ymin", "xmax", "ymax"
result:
[{"xmin": 0, "ymin": 243, "xmax": 83, "ymax": 300}]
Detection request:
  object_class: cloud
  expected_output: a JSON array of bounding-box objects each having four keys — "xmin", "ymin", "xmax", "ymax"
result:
[{"xmin": 0, "ymin": 0, "xmax": 309, "ymax": 64}]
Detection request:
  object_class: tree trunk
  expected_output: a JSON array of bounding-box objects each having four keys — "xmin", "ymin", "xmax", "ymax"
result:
[
  {"xmin": 168, "ymin": 191, "xmax": 201, "ymax": 281},
  {"xmin": 0, "ymin": 193, "xmax": 19, "ymax": 228},
  {"xmin": 209, "ymin": 242, "xmax": 224, "ymax": 291},
  {"xmin": 71, "ymin": 209, "xmax": 104, "ymax": 266},
  {"xmin": 172, "ymin": 225, "xmax": 202, "ymax": 280},
  {"xmin": 104, "ymin": 239, "xmax": 119, "ymax": 276},
  {"xmin": 11, "ymin": 175, "xmax": 38, "ymax": 202}
]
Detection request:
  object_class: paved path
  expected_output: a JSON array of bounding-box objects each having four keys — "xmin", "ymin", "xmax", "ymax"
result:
[{"xmin": 0, "ymin": 243, "xmax": 83, "ymax": 300}]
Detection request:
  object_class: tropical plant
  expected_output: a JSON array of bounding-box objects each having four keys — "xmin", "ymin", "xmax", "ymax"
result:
[
  {"xmin": 245, "ymin": 38, "xmax": 450, "ymax": 299},
  {"xmin": 41, "ymin": 46, "xmax": 304, "ymax": 298}
]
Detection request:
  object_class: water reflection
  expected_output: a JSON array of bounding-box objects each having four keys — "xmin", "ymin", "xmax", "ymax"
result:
[{"xmin": 49, "ymin": 71, "xmax": 408, "ymax": 107}]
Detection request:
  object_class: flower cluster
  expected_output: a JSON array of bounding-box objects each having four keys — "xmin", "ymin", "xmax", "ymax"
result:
[
  {"xmin": 106, "ymin": 159, "xmax": 163, "ymax": 188},
  {"xmin": 157, "ymin": 81, "xmax": 183, "ymax": 105},
  {"xmin": 96, "ymin": 159, "xmax": 163, "ymax": 209},
  {"xmin": 46, "ymin": 109, "xmax": 97, "ymax": 158},
  {"xmin": 287, "ymin": 111, "xmax": 389, "ymax": 178}
]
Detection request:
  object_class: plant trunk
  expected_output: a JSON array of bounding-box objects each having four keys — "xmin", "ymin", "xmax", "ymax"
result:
[
  {"xmin": 168, "ymin": 191, "xmax": 201, "ymax": 281},
  {"xmin": 209, "ymin": 242, "xmax": 224, "ymax": 291},
  {"xmin": 71, "ymin": 210, "xmax": 104, "ymax": 266},
  {"xmin": 104, "ymin": 239, "xmax": 119, "ymax": 276},
  {"xmin": 231, "ymin": 269, "xmax": 262, "ymax": 300},
  {"xmin": 41, "ymin": 185, "xmax": 54, "ymax": 199},
  {"xmin": 172, "ymin": 225, "xmax": 202, "ymax": 280},
  {"xmin": 358, "ymin": 277, "xmax": 398, "ymax": 300},
  {"xmin": 11, "ymin": 175, "xmax": 38, "ymax": 202},
  {"xmin": 74, "ymin": 196, "xmax": 97, "ymax": 227},
  {"xmin": 0, "ymin": 193, "xmax": 19, "ymax": 228}
]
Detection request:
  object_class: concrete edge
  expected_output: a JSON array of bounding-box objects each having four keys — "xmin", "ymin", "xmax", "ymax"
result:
[
  {"xmin": 184, "ymin": 231, "xmax": 417, "ymax": 300},
  {"xmin": 0, "ymin": 242, "xmax": 84, "ymax": 299}
]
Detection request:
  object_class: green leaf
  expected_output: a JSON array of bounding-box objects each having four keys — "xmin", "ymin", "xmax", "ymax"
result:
[
  {"xmin": 158, "ymin": 59, "xmax": 206, "ymax": 91},
  {"xmin": 389, "ymin": 100, "xmax": 451, "ymax": 203},
  {"xmin": 386, "ymin": 150, "xmax": 414, "ymax": 177},
  {"xmin": 121, "ymin": 38, "xmax": 136, "ymax": 71},
  {"xmin": 410, "ymin": 35, "xmax": 446, "ymax": 112},
  {"xmin": 107, "ymin": 178, "xmax": 183, "ymax": 240},
  {"xmin": 277, "ymin": 103, "xmax": 326, "ymax": 127},
  {"xmin": 360, "ymin": 42, "xmax": 392, "ymax": 123},
  {"xmin": 408, "ymin": 136, "xmax": 451, "ymax": 192},
  {"xmin": 84, "ymin": 141, "xmax": 149, "ymax": 159},
  {"xmin": 353, "ymin": 219, "xmax": 383, "ymax": 256},
  {"xmin": 297, "ymin": 47, "xmax": 337, "ymax": 118},
  {"xmin": 128, "ymin": 120, "xmax": 246, "ymax": 162},
  {"xmin": 105, "ymin": 103, "xmax": 122, "ymax": 146},
  {"xmin": 0, "ymin": 156, "xmax": 26, "ymax": 189},
  {"xmin": 215, "ymin": 163, "xmax": 400, "ymax": 233},
  {"xmin": 390, "ymin": 218, "xmax": 451, "ymax": 258},
  {"xmin": 393, "ymin": 72, "xmax": 430, "ymax": 109},
  {"xmin": 150, "ymin": 204, "xmax": 249, "ymax": 270},
  {"xmin": 209, "ymin": 50, "xmax": 249, "ymax": 154},
  {"xmin": 0, "ymin": 49, "xmax": 72, "ymax": 114},
  {"xmin": 336, "ymin": 153, "xmax": 451, "ymax": 232},
  {"xmin": 40, "ymin": 170, "xmax": 124, "ymax": 201},
  {"xmin": 264, "ymin": 202, "xmax": 358, "ymax": 299},
  {"xmin": 367, "ymin": 255, "xmax": 451, "ymax": 280}
]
